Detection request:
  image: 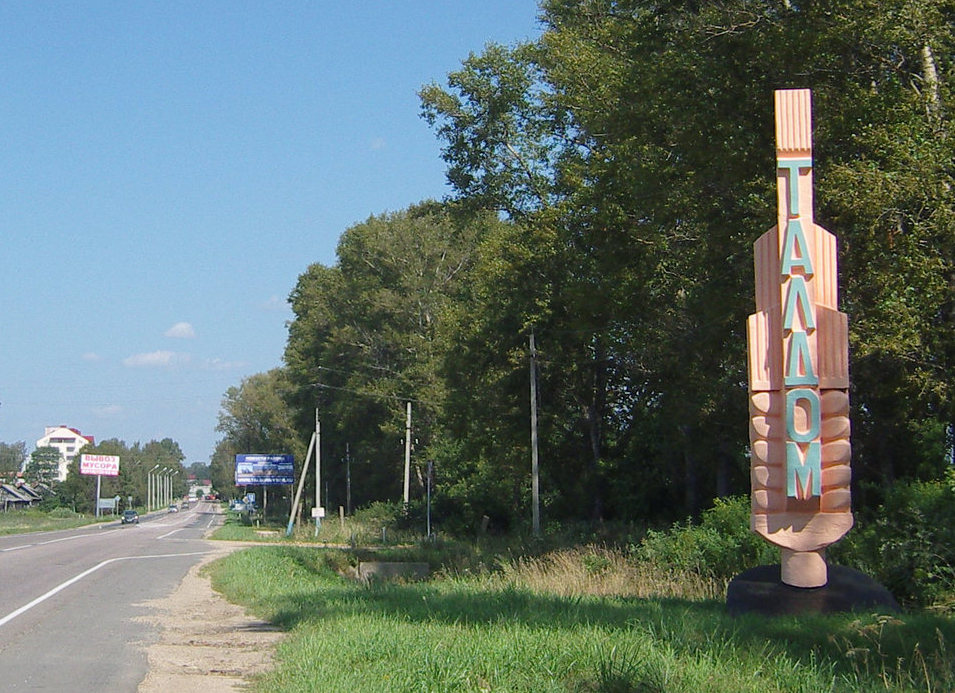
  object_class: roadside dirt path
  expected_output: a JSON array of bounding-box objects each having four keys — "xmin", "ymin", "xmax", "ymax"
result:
[{"xmin": 136, "ymin": 543, "xmax": 283, "ymax": 692}]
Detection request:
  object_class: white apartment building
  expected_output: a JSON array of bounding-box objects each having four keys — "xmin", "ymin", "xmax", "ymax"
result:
[{"xmin": 35, "ymin": 426, "xmax": 95, "ymax": 482}]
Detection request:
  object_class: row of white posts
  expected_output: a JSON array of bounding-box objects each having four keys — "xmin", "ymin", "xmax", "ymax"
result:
[
  {"xmin": 146, "ymin": 465, "xmax": 179, "ymax": 512},
  {"xmin": 288, "ymin": 403, "xmax": 416, "ymax": 537}
]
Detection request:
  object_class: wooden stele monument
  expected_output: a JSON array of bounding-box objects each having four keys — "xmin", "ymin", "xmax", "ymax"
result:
[{"xmin": 747, "ymin": 89, "xmax": 852, "ymax": 588}]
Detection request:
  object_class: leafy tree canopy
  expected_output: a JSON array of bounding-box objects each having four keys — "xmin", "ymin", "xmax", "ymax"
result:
[
  {"xmin": 223, "ymin": 0, "xmax": 955, "ymax": 530},
  {"xmin": 0, "ymin": 441, "xmax": 27, "ymax": 477}
]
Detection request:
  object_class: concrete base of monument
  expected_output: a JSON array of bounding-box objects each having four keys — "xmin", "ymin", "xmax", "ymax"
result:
[{"xmin": 726, "ymin": 564, "xmax": 900, "ymax": 616}]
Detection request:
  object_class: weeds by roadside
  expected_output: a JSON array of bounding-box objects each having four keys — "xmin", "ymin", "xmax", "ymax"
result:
[
  {"xmin": 208, "ymin": 544, "xmax": 955, "ymax": 692},
  {"xmin": 204, "ymin": 490, "xmax": 955, "ymax": 690},
  {"xmin": 0, "ymin": 507, "xmax": 106, "ymax": 535}
]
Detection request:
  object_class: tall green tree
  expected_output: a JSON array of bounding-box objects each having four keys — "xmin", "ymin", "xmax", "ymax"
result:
[
  {"xmin": 187, "ymin": 461, "xmax": 211, "ymax": 480},
  {"xmin": 24, "ymin": 446, "xmax": 61, "ymax": 486},
  {"xmin": 57, "ymin": 438, "xmax": 187, "ymax": 513},
  {"xmin": 421, "ymin": 41, "xmax": 657, "ymax": 525},
  {"xmin": 215, "ymin": 368, "xmax": 304, "ymax": 513},
  {"xmin": 216, "ymin": 368, "xmax": 302, "ymax": 457},
  {"xmin": 209, "ymin": 438, "xmax": 240, "ymax": 498},
  {"xmin": 0, "ymin": 441, "xmax": 27, "ymax": 478},
  {"xmin": 421, "ymin": 0, "xmax": 955, "ymax": 521},
  {"xmin": 284, "ymin": 202, "xmax": 497, "ymax": 512},
  {"xmin": 538, "ymin": 0, "xmax": 955, "ymax": 495}
]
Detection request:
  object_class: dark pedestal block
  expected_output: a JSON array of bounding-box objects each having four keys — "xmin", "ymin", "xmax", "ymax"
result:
[{"xmin": 727, "ymin": 564, "xmax": 900, "ymax": 616}]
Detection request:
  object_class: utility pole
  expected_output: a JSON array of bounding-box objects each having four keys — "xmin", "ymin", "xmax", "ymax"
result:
[
  {"xmin": 530, "ymin": 330, "xmax": 541, "ymax": 537},
  {"xmin": 345, "ymin": 442, "xmax": 351, "ymax": 516},
  {"xmin": 315, "ymin": 408, "xmax": 321, "ymax": 532},
  {"xmin": 403, "ymin": 401, "xmax": 412, "ymax": 506},
  {"xmin": 426, "ymin": 459, "xmax": 433, "ymax": 538},
  {"xmin": 285, "ymin": 428, "xmax": 315, "ymax": 537}
]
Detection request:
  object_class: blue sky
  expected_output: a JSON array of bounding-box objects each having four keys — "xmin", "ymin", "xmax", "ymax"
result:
[{"xmin": 0, "ymin": 2, "xmax": 542, "ymax": 465}]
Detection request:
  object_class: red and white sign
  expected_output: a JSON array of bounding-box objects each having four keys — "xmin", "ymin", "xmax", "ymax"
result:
[{"xmin": 80, "ymin": 454, "xmax": 120, "ymax": 476}]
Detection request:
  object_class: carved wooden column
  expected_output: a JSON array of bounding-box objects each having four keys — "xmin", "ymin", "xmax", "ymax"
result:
[{"xmin": 747, "ymin": 89, "xmax": 852, "ymax": 588}]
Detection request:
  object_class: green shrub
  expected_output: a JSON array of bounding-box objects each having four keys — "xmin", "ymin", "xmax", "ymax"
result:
[
  {"xmin": 634, "ymin": 495, "xmax": 775, "ymax": 580},
  {"xmin": 832, "ymin": 474, "xmax": 955, "ymax": 608},
  {"xmin": 47, "ymin": 506, "xmax": 78, "ymax": 519},
  {"xmin": 351, "ymin": 500, "xmax": 405, "ymax": 526},
  {"xmin": 630, "ymin": 480, "xmax": 955, "ymax": 608},
  {"xmin": 581, "ymin": 552, "xmax": 613, "ymax": 576}
]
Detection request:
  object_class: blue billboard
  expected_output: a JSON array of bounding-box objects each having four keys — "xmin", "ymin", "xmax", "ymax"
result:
[{"xmin": 235, "ymin": 454, "xmax": 295, "ymax": 486}]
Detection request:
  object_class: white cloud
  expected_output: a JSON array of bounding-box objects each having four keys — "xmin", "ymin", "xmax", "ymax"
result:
[
  {"xmin": 123, "ymin": 351, "xmax": 190, "ymax": 368},
  {"xmin": 259, "ymin": 295, "xmax": 287, "ymax": 312},
  {"xmin": 164, "ymin": 322, "xmax": 196, "ymax": 339},
  {"xmin": 370, "ymin": 136, "xmax": 386, "ymax": 150},
  {"xmin": 81, "ymin": 352, "xmax": 101, "ymax": 362},
  {"xmin": 203, "ymin": 358, "xmax": 249, "ymax": 371},
  {"xmin": 93, "ymin": 404, "xmax": 123, "ymax": 417}
]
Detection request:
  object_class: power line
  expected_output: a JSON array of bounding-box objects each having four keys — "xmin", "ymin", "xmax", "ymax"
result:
[{"xmin": 308, "ymin": 382, "xmax": 435, "ymax": 406}]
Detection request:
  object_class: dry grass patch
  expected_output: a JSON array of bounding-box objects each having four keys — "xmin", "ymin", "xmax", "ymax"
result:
[{"xmin": 497, "ymin": 545, "xmax": 723, "ymax": 601}]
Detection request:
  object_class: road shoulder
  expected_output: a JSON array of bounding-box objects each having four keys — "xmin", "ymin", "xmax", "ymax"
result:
[{"xmin": 136, "ymin": 543, "xmax": 283, "ymax": 692}]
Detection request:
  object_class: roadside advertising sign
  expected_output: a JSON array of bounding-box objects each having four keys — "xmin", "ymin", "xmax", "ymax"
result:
[
  {"xmin": 80, "ymin": 454, "xmax": 120, "ymax": 476},
  {"xmin": 235, "ymin": 454, "xmax": 294, "ymax": 486}
]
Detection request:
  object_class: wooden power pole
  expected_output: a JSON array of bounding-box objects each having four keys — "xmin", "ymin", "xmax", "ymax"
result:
[{"xmin": 530, "ymin": 330, "xmax": 540, "ymax": 537}]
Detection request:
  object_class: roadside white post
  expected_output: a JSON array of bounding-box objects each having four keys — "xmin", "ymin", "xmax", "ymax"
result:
[
  {"xmin": 320, "ymin": 409, "xmax": 322, "ymax": 537},
  {"xmin": 403, "ymin": 401, "xmax": 412, "ymax": 506}
]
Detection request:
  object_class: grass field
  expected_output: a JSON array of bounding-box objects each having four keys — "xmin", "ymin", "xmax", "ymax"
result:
[
  {"xmin": 207, "ymin": 544, "xmax": 955, "ymax": 692},
  {"xmin": 0, "ymin": 508, "xmax": 103, "ymax": 535}
]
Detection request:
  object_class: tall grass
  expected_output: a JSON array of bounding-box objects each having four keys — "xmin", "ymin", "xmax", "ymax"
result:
[
  {"xmin": 213, "ymin": 501, "xmax": 422, "ymax": 546},
  {"xmin": 208, "ymin": 545, "xmax": 955, "ymax": 692},
  {"xmin": 496, "ymin": 545, "xmax": 722, "ymax": 601},
  {"xmin": 0, "ymin": 507, "xmax": 100, "ymax": 534},
  {"xmin": 204, "ymin": 489, "xmax": 955, "ymax": 689}
]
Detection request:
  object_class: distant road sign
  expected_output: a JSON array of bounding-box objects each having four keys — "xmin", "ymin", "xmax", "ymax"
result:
[
  {"xmin": 80, "ymin": 454, "xmax": 120, "ymax": 477},
  {"xmin": 235, "ymin": 454, "xmax": 294, "ymax": 485}
]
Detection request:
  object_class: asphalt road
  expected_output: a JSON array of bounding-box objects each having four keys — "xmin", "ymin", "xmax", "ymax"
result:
[{"xmin": 0, "ymin": 501, "xmax": 223, "ymax": 691}]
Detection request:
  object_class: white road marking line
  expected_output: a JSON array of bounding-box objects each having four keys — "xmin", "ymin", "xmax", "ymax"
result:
[
  {"xmin": 0, "ymin": 551, "xmax": 208, "ymax": 628},
  {"xmin": 1, "ymin": 530, "xmax": 120, "ymax": 553}
]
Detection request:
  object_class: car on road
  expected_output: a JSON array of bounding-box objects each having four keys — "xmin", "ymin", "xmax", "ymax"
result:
[
  {"xmin": 168, "ymin": 503, "xmax": 178, "ymax": 513},
  {"xmin": 121, "ymin": 510, "xmax": 139, "ymax": 524}
]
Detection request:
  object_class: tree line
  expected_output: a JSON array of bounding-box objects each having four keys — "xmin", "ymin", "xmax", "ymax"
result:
[
  {"xmin": 0, "ymin": 438, "xmax": 189, "ymax": 513},
  {"xmin": 59, "ymin": 438, "xmax": 190, "ymax": 512},
  {"xmin": 213, "ymin": 0, "xmax": 955, "ymax": 532}
]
